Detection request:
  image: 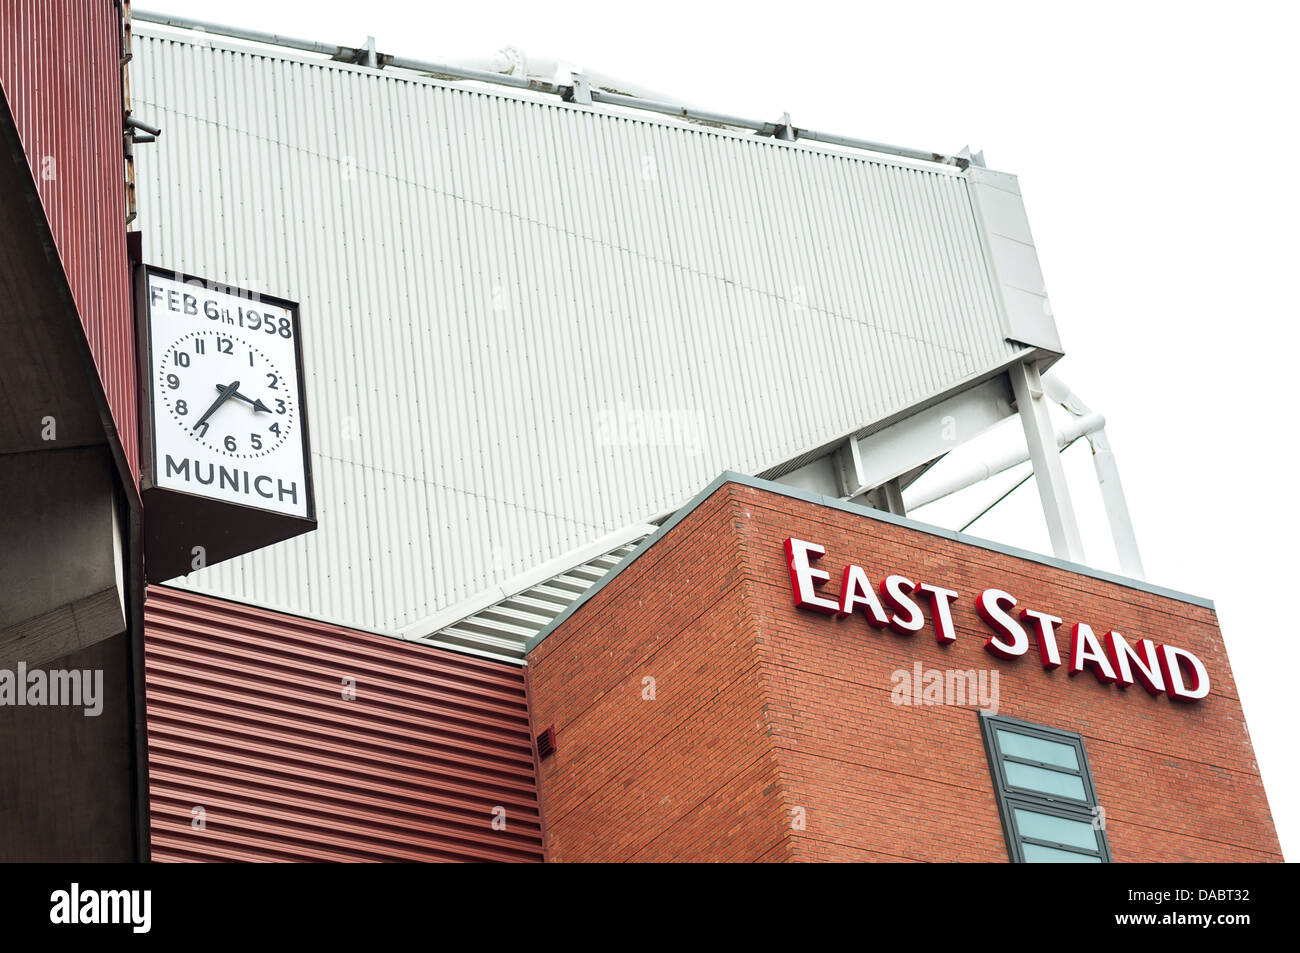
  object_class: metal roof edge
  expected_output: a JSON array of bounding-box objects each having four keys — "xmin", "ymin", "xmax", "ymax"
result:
[
  {"xmin": 152, "ymin": 581, "xmax": 534, "ymax": 666},
  {"xmin": 129, "ymin": 24, "xmax": 978, "ymax": 178},
  {"xmin": 523, "ymin": 471, "xmax": 738, "ymax": 653},
  {"xmin": 395, "ymin": 521, "xmax": 658, "ymax": 642},
  {"xmin": 524, "ymin": 470, "xmax": 1216, "ymax": 655}
]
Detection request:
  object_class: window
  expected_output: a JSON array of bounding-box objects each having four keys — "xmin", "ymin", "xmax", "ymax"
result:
[{"xmin": 978, "ymin": 712, "xmax": 1111, "ymax": 863}]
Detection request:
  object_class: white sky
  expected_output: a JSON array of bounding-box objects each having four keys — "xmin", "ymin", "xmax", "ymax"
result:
[{"xmin": 142, "ymin": 0, "xmax": 1299, "ymax": 860}]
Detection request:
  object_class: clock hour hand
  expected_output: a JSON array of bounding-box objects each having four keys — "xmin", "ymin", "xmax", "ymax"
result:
[
  {"xmin": 215, "ymin": 382, "xmax": 271, "ymax": 413},
  {"xmin": 194, "ymin": 379, "xmax": 241, "ymax": 429}
]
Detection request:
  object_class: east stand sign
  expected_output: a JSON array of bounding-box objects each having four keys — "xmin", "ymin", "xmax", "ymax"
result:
[
  {"xmin": 137, "ymin": 267, "xmax": 316, "ymax": 583},
  {"xmin": 783, "ymin": 537, "xmax": 1210, "ymax": 704}
]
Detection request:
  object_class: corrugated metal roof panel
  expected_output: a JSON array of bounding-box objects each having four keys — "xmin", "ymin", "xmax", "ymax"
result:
[
  {"xmin": 130, "ymin": 27, "xmax": 1026, "ymax": 644},
  {"xmin": 411, "ymin": 529, "xmax": 654, "ymax": 661},
  {"xmin": 144, "ymin": 586, "xmax": 544, "ymax": 862}
]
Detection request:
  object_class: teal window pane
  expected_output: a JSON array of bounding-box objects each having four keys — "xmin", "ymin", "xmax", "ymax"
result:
[
  {"xmin": 1014, "ymin": 809, "xmax": 1098, "ymax": 851},
  {"xmin": 997, "ymin": 729, "xmax": 1080, "ymax": 770},
  {"xmin": 1022, "ymin": 843, "xmax": 1102, "ymax": 863},
  {"xmin": 1004, "ymin": 761, "xmax": 1086, "ymax": 800}
]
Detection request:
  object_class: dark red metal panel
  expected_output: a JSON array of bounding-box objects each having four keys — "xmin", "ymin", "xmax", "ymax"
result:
[
  {"xmin": 0, "ymin": 1, "xmax": 138, "ymax": 482},
  {"xmin": 143, "ymin": 586, "xmax": 544, "ymax": 862}
]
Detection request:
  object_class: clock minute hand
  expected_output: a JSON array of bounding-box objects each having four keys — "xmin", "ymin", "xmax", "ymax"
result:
[
  {"xmin": 195, "ymin": 380, "xmax": 241, "ymax": 429},
  {"xmin": 216, "ymin": 383, "xmax": 271, "ymax": 413}
]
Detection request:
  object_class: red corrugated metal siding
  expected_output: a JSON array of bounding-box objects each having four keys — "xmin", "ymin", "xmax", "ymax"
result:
[
  {"xmin": 0, "ymin": 1, "xmax": 138, "ymax": 481},
  {"xmin": 144, "ymin": 587, "xmax": 545, "ymax": 862}
]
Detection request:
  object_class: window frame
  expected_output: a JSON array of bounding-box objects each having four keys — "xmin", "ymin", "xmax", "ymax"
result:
[{"xmin": 978, "ymin": 712, "xmax": 1112, "ymax": 863}]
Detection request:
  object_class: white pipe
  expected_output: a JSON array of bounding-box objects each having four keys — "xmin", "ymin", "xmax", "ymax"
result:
[
  {"xmin": 905, "ymin": 411, "xmax": 1105, "ymax": 510},
  {"xmin": 911, "ymin": 370, "xmax": 1146, "ymax": 580},
  {"xmin": 1011, "ymin": 362, "xmax": 1085, "ymax": 562},
  {"xmin": 582, "ymin": 68, "xmax": 690, "ymax": 106},
  {"xmin": 439, "ymin": 50, "xmax": 690, "ymax": 105},
  {"xmin": 449, "ymin": 48, "xmax": 535, "ymax": 78},
  {"xmin": 1041, "ymin": 373, "xmax": 1090, "ymax": 417}
]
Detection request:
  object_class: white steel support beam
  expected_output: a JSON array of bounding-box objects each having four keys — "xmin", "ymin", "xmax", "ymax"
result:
[
  {"xmin": 879, "ymin": 478, "xmax": 906, "ymax": 517},
  {"xmin": 775, "ymin": 374, "xmax": 1017, "ymax": 502},
  {"xmin": 834, "ymin": 437, "xmax": 868, "ymax": 498},
  {"xmin": 1089, "ymin": 429, "xmax": 1145, "ymax": 579},
  {"xmin": 852, "ymin": 477, "xmax": 910, "ymax": 516},
  {"xmin": 1010, "ymin": 361, "xmax": 1085, "ymax": 562},
  {"xmin": 1041, "ymin": 374, "xmax": 1145, "ymax": 579}
]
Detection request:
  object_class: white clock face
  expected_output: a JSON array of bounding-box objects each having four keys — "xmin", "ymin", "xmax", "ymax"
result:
[
  {"xmin": 146, "ymin": 271, "xmax": 311, "ymax": 520},
  {"xmin": 158, "ymin": 329, "xmax": 296, "ymax": 459}
]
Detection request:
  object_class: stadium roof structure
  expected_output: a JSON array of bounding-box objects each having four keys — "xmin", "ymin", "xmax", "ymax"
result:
[{"xmin": 130, "ymin": 11, "xmax": 1138, "ymax": 661}]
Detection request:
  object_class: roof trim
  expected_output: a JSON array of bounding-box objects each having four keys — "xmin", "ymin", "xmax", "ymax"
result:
[
  {"xmin": 524, "ymin": 470, "xmax": 1215, "ymax": 654},
  {"xmin": 395, "ymin": 521, "xmax": 657, "ymax": 642},
  {"xmin": 131, "ymin": 24, "xmax": 974, "ymax": 178}
]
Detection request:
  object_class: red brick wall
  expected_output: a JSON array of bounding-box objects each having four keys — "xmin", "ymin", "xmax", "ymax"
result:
[{"xmin": 526, "ymin": 479, "xmax": 1281, "ymax": 862}]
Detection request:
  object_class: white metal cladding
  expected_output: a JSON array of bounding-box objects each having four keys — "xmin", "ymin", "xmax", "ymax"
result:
[
  {"xmin": 414, "ymin": 529, "xmax": 654, "ymax": 661},
  {"xmin": 130, "ymin": 28, "xmax": 1031, "ymax": 650}
]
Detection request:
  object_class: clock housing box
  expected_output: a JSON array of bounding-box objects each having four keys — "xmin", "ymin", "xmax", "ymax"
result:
[{"xmin": 136, "ymin": 266, "xmax": 317, "ymax": 583}]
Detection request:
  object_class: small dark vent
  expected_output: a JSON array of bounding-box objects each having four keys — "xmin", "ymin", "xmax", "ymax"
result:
[{"xmin": 536, "ymin": 725, "xmax": 557, "ymax": 759}]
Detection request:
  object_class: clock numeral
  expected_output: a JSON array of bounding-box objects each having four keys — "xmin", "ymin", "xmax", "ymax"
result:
[
  {"xmin": 217, "ymin": 337, "xmax": 234, "ymax": 355},
  {"xmin": 269, "ymin": 422, "xmax": 281, "ymax": 437},
  {"xmin": 172, "ymin": 350, "xmax": 191, "ymax": 367},
  {"xmin": 249, "ymin": 351, "xmax": 255, "ymax": 367},
  {"xmin": 165, "ymin": 373, "xmax": 180, "ymax": 390},
  {"xmin": 175, "ymin": 400, "xmax": 188, "ymax": 416},
  {"xmin": 193, "ymin": 421, "xmax": 209, "ymax": 437},
  {"xmin": 275, "ymin": 399, "xmax": 287, "ymax": 415},
  {"xmin": 251, "ymin": 433, "xmax": 263, "ymax": 451},
  {"xmin": 266, "ymin": 373, "xmax": 279, "ymax": 390},
  {"xmin": 224, "ymin": 435, "xmax": 237, "ymax": 452},
  {"xmin": 195, "ymin": 338, "xmax": 206, "ymax": 354}
]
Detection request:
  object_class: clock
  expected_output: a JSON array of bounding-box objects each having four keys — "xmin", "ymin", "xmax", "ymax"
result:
[
  {"xmin": 138, "ymin": 266, "xmax": 315, "ymax": 582},
  {"xmin": 156, "ymin": 329, "xmax": 296, "ymax": 460}
]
